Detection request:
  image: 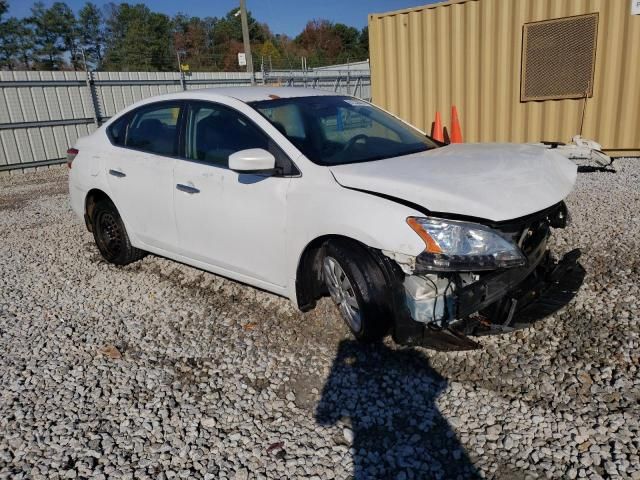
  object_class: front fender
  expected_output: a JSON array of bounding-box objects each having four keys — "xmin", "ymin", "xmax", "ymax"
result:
[{"xmin": 285, "ymin": 171, "xmax": 426, "ymax": 304}]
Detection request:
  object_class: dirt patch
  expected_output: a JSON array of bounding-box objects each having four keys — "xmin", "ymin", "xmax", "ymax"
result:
[
  {"xmin": 0, "ymin": 176, "xmax": 68, "ymax": 211},
  {"xmin": 287, "ymin": 370, "xmax": 325, "ymax": 412}
]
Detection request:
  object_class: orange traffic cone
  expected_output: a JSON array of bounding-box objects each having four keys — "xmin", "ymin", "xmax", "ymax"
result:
[
  {"xmin": 450, "ymin": 105, "xmax": 463, "ymax": 143},
  {"xmin": 431, "ymin": 111, "xmax": 444, "ymax": 143}
]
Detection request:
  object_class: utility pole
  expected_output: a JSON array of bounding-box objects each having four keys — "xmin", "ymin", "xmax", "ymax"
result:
[
  {"xmin": 239, "ymin": 0, "xmax": 255, "ymax": 85},
  {"xmin": 176, "ymin": 51, "xmax": 186, "ymax": 91},
  {"xmin": 81, "ymin": 48, "xmax": 100, "ymax": 127}
]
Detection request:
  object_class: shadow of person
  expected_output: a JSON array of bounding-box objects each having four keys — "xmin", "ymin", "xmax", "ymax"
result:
[{"xmin": 316, "ymin": 340, "xmax": 480, "ymax": 479}]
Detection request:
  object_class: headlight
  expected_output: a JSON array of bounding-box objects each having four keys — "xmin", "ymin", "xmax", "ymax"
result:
[{"xmin": 407, "ymin": 217, "xmax": 526, "ymax": 271}]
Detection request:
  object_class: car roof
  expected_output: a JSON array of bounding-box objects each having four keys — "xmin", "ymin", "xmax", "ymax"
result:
[
  {"xmin": 183, "ymin": 86, "xmax": 338, "ymax": 103},
  {"xmin": 198, "ymin": 86, "xmax": 336, "ymax": 102},
  {"xmin": 102, "ymin": 87, "xmax": 350, "ymax": 126}
]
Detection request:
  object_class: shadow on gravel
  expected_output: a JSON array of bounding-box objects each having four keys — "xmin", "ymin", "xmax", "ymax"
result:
[{"xmin": 316, "ymin": 340, "xmax": 480, "ymax": 479}]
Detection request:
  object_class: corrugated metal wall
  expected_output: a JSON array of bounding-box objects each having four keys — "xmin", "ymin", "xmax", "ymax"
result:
[
  {"xmin": 0, "ymin": 71, "xmax": 96, "ymax": 170},
  {"xmin": 0, "ymin": 69, "xmax": 371, "ymax": 171},
  {"xmin": 369, "ymin": 0, "xmax": 640, "ymax": 155}
]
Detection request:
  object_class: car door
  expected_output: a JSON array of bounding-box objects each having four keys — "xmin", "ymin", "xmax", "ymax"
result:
[
  {"xmin": 173, "ymin": 100, "xmax": 293, "ymax": 288},
  {"xmin": 105, "ymin": 101, "xmax": 183, "ymax": 252}
]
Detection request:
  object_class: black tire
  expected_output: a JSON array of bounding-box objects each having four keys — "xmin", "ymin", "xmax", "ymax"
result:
[
  {"xmin": 322, "ymin": 240, "xmax": 392, "ymax": 343},
  {"xmin": 91, "ymin": 198, "xmax": 145, "ymax": 265}
]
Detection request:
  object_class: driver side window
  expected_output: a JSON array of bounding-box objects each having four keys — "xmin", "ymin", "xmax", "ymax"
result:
[{"xmin": 185, "ymin": 102, "xmax": 268, "ymax": 168}]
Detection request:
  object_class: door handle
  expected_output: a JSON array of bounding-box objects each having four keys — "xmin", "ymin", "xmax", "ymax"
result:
[
  {"xmin": 109, "ymin": 169, "xmax": 126, "ymax": 178},
  {"xmin": 176, "ymin": 183, "xmax": 200, "ymax": 194}
]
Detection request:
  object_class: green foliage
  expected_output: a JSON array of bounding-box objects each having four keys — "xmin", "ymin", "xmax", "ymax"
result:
[
  {"xmin": 0, "ymin": 17, "xmax": 34, "ymax": 69},
  {"xmin": 103, "ymin": 3, "xmax": 174, "ymax": 71},
  {"xmin": 78, "ymin": 2, "xmax": 103, "ymax": 69},
  {"xmin": 294, "ymin": 19, "xmax": 368, "ymax": 68},
  {"xmin": 29, "ymin": 1, "xmax": 78, "ymax": 69},
  {"xmin": 173, "ymin": 14, "xmax": 217, "ymax": 70},
  {"xmin": 203, "ymin": 8, "xmax": 271, "ymax": 70},
  {"xmin": 213, "ymin": 8, "xmax": 269, "ymax": 47},
  {"xmin": 0, "ymin": 1, "xmax": 370, "ymax": 71},
  {"xmin": 258, "ymin": 40, "xmax": 281, "ymax": 63}
]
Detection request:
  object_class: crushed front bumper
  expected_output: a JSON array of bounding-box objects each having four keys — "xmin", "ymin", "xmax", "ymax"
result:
[{"xmin": 390, "ymin": 248, "xmax": 585, "ymax": 351}]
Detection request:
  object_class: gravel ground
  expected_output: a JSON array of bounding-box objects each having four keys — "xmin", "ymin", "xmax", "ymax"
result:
[{"xmin": 0, "ymin": 159, "xmax": 638, "ymax": 480}]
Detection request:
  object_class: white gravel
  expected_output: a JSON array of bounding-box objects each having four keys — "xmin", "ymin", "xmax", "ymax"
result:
[{"xmin": 0, "ymin": 160, "xmax": 638, "ymax": 479}]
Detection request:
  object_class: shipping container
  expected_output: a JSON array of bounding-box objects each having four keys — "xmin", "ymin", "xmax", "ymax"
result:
[{"xmin": 368, "ymin": 0, "xmax": 640, "ymax": 156}]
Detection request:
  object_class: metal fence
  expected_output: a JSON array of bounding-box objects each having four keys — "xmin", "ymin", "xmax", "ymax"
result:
[{"xmin": 0, "ymin": 68, "xmax": 371, "ymax": 172}]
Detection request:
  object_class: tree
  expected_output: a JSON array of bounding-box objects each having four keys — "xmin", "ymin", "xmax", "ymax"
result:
[
  {"xmin": 271, "ymin": 33, "xmax": 297, "ymax": 70},
  {"xmin": 1, "ymin": 1, "xmax": 370, "ymax": 72},
  {"xmin": 0, "ymin": 17, "xmax": 35, "ymax": 69},
  {"xmin": 170, "ymin": 8, "xmax": 271, "ymax": 72},
  {"xmin": 173, "ymin": 14, "xmax": 215, "ymax": 71},
  {"xmin": 359, "ymin": 26, "xmax": 369, "ymax": 59},
  {"xmin": 213, "ymin": 8, "xmax": 268, "ymax": 47},
  {"xmin": 29, "ymin": 1, "xmax": 79, "ymax": 70},
  {"xmin": 57, "ymin": 3, "xmax": 80, "ymax": 69},
  {"xmin": 78, "ymin": 2, "xmax": 103, "ymax": 69},
  {"xmin": 211, "ymin": 8, "xmax": 269, "ymax": 70},
  {"xmin": 220, "ymin": 39, "xmax": 243, "ymax": 71},
  {"xmin": 332, "ymin": 23, "xmax": 360, "ymax": 63},
  {"xmin": 293, "ymin": 20, "xmax": 370, "ymax": 67},
  {"xmin": 258, "ymin": 39, "xmax": 281, "ymax": 67},
  {"xmin": 103, "ymin": 3, "xmax": 174, "ymax": 71},
  {"xmin": 0, "ymin": 0, "xmax": 32, "ymax": 70},
  {"xmin": 295, "ymin": 20, "xmax": 342, "ymax": 67}
]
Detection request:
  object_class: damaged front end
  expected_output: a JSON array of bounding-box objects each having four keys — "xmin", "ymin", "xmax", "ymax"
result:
[{"xmin": 383, "ymin": 202, "xmax": 585, "ymax": 351}]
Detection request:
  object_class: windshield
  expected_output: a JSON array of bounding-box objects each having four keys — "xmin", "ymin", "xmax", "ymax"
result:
[{"xmin": 249, "ymin": 96, "xmax": 437, "ymax": 166}]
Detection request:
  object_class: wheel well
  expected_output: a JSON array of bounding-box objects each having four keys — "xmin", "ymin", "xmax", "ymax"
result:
[
  {"xmin": 84, "ymin": 189, "xmax": 111, "ymax": 232},
  {"xmin": 295, "ymin": 235, "xmax": 373, "ymax": 312}
]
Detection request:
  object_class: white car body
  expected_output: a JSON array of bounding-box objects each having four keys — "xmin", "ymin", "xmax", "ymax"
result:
[{"xmin": 69, "ymin": 87, "xmax": 578, "ymax": 348}]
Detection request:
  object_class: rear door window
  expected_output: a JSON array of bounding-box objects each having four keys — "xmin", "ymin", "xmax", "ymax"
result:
[
  {"xmin": 108, "ymin": 114, "xmax": 129, "ymax": 146},
  {"xmin": 125, "ymin": 103, "xmax": 182, "ymax": 156}
]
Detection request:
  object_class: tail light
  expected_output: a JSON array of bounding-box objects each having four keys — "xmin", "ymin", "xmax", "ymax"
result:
[{"xmin": 66, "ymin": 148, "xmax": 78, "ymax": 169}]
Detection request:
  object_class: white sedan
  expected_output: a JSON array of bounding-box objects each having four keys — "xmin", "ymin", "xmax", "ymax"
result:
[{"xmin": 68, "ymin": 87, "xmax": 581, "ymax": 350}]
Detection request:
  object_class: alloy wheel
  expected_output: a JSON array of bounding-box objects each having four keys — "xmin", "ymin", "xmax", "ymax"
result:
[{"xmin": 323, "ymin": 256, "xmax": 362, "ymax": 332}]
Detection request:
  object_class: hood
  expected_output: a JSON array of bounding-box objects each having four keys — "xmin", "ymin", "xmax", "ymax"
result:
[{"xmin": 329, "ymin": 143, "xmax": 577, "ymax": 222}]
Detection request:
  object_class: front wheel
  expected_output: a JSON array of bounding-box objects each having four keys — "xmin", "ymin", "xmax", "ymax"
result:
[
  {"xmin": 322, "ymin": 241, "xmax": 391, "ymax": 343},
  {"xmin": 91, "ymin": 198, "xmax": 145, "ymax": 265}
]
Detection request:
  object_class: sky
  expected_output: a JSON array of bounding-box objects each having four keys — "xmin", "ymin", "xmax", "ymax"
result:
[{"xmin": 5, "ymin": 0, "xmax": 438, "ymax": 36}]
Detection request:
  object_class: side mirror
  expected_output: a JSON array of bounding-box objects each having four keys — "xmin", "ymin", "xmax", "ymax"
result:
[{"xmin": 229, "ymin": 148, "xmax": 276, "ymax": 173}]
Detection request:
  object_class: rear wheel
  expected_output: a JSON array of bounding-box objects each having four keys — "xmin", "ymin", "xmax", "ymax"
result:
[
  {"xmin": 322, "ymin": 241, "xmax": 391, "ymax": 342},
  {"xmin": 92, "ymin": 198, "xmax": 145, "ymax": 265}
]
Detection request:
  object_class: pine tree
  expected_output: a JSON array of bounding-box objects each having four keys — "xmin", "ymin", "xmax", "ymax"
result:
[
  {"xmin": 78, "ymin": 2, "xmax": 103, "ymax": 69},
  {"xmin": 103, "ymin": 4, "xmax": 173, "ymax": 71},
  {"xmin": 29, "ymin": 2, "xmax": 78, "ymax": 70},
  {"xmin": 0, "ymin": 17, "xmax": 35, "ymax": 69}
]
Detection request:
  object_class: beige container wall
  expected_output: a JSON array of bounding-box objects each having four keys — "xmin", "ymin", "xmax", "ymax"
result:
[{"xmin": 369, "ymin": 0, "xmax": 640, "ymax": 155}]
